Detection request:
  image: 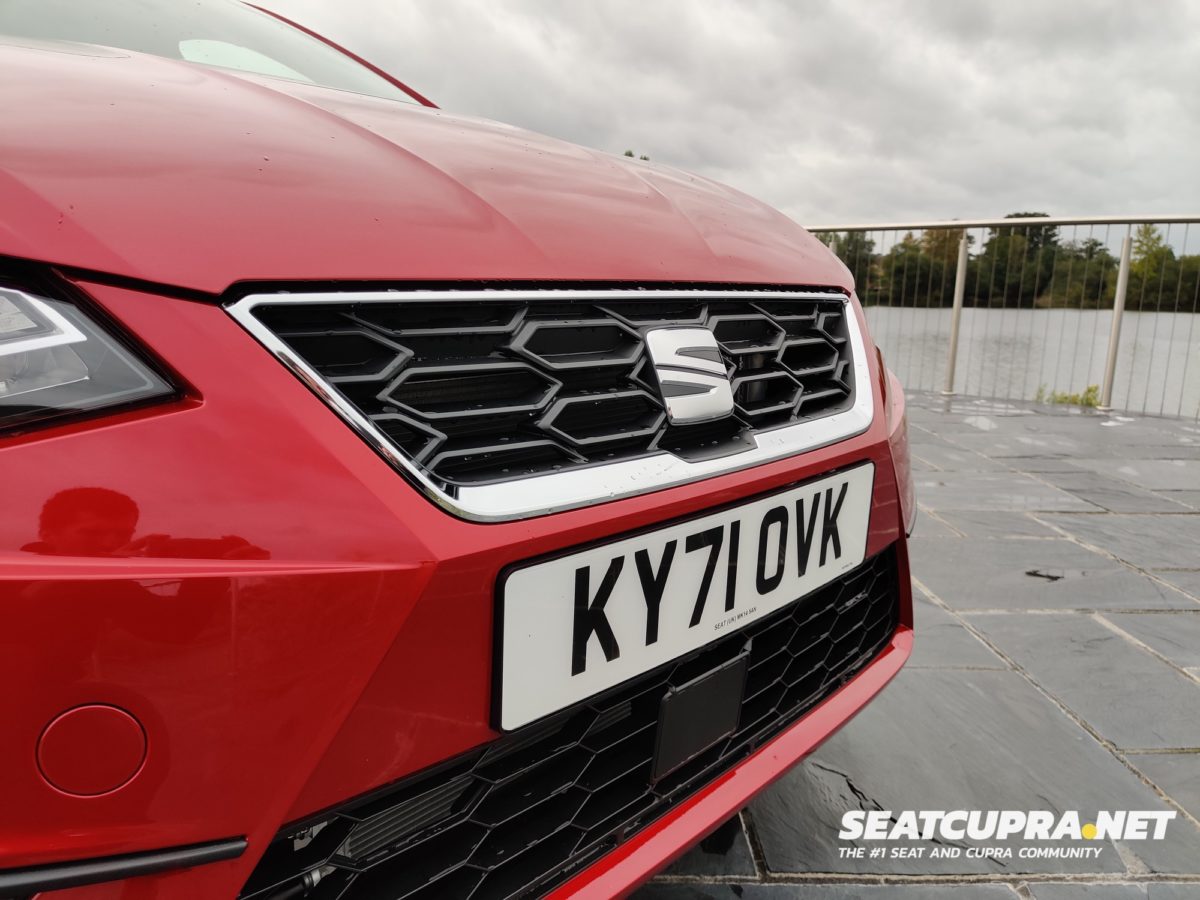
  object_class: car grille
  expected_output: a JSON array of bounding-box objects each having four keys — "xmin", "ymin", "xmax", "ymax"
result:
[
  {"xmin": 239, "ymin": 546, "xmax": 899, "ymax": 900},
  {"xmin": 247, "ymin": 291, "xmax": 854, "ymax": 489}
]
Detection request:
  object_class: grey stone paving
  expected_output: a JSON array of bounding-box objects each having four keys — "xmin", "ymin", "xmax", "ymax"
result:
[
  {"xmin": 929, "ymin": 509, "xmax": 1060, "ymax": 539},
  {"xmin": 1152, "ymin": 571, "xmax": 1200, "ymax": 602},
  {"xmin": 1027, "ymin": 886, "xmax": 1200, "ymax": 900},
  {"xmin": 908, "ymin": 592, "xmax": 1001, "ymax": 669},
  {"xmin": 635, "ymin": 393, "xmax": 1200, "ymax": 900},
  {"xmin": 1037, "ymin": 514, "xmax": 1200, "ymax": 571},
  {"xmin": 1105, "ymin": 613, "xmax": 1200, "ymax": 669},
  {"xmin": 1125, "ymin": 754, "xmax": 1200, "ymax": 823},
  {"xmin": 968, "ymin": 613, "xmax": 1200, "ymax": 749},
  {"xmin": 910, "ymin": 538, "xmax": 1192, "ymax": 611},
  {"xmin": 635, "ymin": 886, "xmax": 1025, "ymax": 899}
]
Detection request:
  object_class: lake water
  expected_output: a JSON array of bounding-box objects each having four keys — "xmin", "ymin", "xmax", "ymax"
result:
[{"xmin": 865, "ymin": 307, "xmax": 1200, "ymax": 418}]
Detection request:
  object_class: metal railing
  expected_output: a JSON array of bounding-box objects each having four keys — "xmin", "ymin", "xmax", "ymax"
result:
[{"xmin": 807, "ymin": 215, "xmax": 1200, "ymax": 419}]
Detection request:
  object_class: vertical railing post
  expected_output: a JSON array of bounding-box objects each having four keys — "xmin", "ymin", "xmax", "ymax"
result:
[
  {"xmin": 942, "ymin": 233, "xmax": 969, "ymax": 395},
  {"xmin": 1098, "ymin": 230, "xmax": 1133, "ymax": 411}
]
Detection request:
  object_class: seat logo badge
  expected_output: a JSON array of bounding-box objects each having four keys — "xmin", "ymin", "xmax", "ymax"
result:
[{"xmin": 645, "ymin": 327, "xmax": 735, "ymax": 424}]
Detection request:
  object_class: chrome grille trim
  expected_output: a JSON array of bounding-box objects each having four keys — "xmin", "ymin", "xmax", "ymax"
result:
[{"xmin": 226, "ymin": 289, "xmax": 875, "ymax": 522}]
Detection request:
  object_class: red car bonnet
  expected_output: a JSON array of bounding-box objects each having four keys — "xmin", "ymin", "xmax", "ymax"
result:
[{"xmin": 0, "ymin": 40, "xmax": 850, "ymax": 295}]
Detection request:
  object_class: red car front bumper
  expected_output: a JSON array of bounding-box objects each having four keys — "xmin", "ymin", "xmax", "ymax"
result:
[
  {"xmin": 551, "ymin": 624, "xmax": 912, "ymax": 900},
  {"xmin": 1, "ymin": 280, "xmax": 912, "ymax": 899}
]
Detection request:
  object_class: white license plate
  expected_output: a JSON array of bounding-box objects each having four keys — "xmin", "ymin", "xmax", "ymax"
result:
[{"xmin": 497, "ymin": 463, "xmax": 875, "ymax": 730}]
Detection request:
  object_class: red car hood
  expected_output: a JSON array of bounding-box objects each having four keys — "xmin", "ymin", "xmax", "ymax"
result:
[{"xmin": 0, "ymin": 39, "xmax": 850, "ymax": 295}]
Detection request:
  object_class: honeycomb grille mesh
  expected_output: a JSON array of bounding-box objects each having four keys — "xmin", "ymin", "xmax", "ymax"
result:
[
  {"xmin": 252, "ymin": 294, "xmax": 854, "ymax": 487},
  {"xmin": 240, "ymin": 547, "xmax": 899, "ymax": 900}
]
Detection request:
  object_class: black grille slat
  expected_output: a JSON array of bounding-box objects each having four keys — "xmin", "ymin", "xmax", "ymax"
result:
[
  {"xmin": 254, "ymin": 294, "xmax": 854, "ymax": 488},
  {"xmin": 240, "ymin": 548, "xmax": 899, "ymax": 900},
  {"xmin": 342, "ymin": 775, "xmax": 475, "ymax": 862}
]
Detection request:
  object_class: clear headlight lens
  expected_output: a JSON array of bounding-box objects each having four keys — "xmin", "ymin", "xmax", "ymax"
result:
[{"xmin": 0, "ymin": 286, "xmax": 173, "ymax": 431}]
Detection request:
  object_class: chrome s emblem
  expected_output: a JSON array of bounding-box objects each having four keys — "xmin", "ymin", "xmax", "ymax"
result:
[{"xmin": 644, "ymin": 327, "xmax": 735, "ymax": 424}]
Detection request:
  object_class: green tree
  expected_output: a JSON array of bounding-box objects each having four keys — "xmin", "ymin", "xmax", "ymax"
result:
[
  {"xmin": 1131, "ymin": 223, "xmax": 1172, "ymax": 281},
  {"xmin": 1126, "ymin": 224, "xmax": 1179, "ymax": 311},
  {"xmin": 1043, "ymin": 238, "xmax": 1117, "ymax": 309},
  {"xmin": 1076, "ymin": 237, "xmax": 1110, "ymax": 261},
  {"xmin": 972, "ymin": 212, "xmax": 1057, "ymax": 308},
  {"xmin": 1005, "ymin": 211, "xmax": 1059, "ymax": 251},
  {"xmin": 917, "ymin": 228, "xmax": 970, "ymax": 307},
  {"xmin": 1177, "ymin": 255, "xmax": 1200, "ymax": 314},
  {"xmin": 973, "ymin": 228, "xmax": 1028, "ymax": 307},
  {"xmin": 820, "ymin": 231, "xmax": 876, "ymax": 298},
  {"xmin": 920, "ymin": 228, "xmax": 965, "ymax": 269},
  {"xmin": 877, "ymin": 232, "xmax": 933, "ymax": 307}
]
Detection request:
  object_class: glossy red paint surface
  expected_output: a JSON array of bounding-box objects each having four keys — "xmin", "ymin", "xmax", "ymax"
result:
[
  {"xmin": 887, "ymin": 370, "xmax": 917, "ymax": 535},
  {"xmin": 0, "ymin": 40, "xmax": 850, "ymax": 296},
  {"xmin": 1, "ymin": 30, "xmax": 909, "ymax": 900}
]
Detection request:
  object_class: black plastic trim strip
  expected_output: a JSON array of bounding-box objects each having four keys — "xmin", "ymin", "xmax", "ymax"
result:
[{"xmin": 0, "ymin": 838, "xmax": 246, "ymax": 897}]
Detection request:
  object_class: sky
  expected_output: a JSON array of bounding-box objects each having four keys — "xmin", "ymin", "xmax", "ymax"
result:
[{"xmin": 261, "ymin": 0, "xmax": 1200, "ymax": 227}]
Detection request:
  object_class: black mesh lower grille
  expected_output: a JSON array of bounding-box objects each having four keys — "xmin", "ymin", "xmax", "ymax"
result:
[
  {"xmin": 250, "ymin": 291, "xmax": 854, "ymax": 488},
  {"xmin": 241, "ymin": 547, "xmax": 900, "ymax": 900}
]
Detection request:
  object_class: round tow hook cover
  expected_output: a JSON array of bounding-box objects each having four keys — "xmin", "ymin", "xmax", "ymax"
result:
[{"xmin": 37, "ymin": 704, "xmax": 147, "ymax": 796}]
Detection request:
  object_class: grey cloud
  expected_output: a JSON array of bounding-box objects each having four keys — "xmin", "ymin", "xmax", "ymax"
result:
[{"xmin": 262, "ymin": 0, "xmax": 1200, "ymax": 225}]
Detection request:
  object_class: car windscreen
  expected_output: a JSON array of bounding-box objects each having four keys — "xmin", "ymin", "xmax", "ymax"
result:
[{"xmin": 0, "ymin": 0, "xmax": 416, "ymax": 104}]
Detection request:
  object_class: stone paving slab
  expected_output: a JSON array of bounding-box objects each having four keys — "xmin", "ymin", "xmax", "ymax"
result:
[
  {"xmin": 910, "ymin": 454, "xmax": 941, "ymax": 473},
  {"xmin": 907, "ymin": 404, "xmax": 1198, "ymax": 453},
  {"xmin": 637, "ymin": 881, "xmax": 1199, "ymax": 897},
  {"xmin": 1035, "ymin": 472, "xmax": 1195, "ymax": 514},
  {"xmin": 937, "ymin": 431, "xmax": 1095, "ymax": 459},
  {"xmin": 1156, "ymin": 490, "xmax": 1200, "ymax": 510},
  {"xmin": 1062, "ymin": 460, "xmax": 1200, "ymax": 491},
  {"xmin": 1124, "ymin": 754, "xmax": 1200, "ymax": 823},
  {"xmin": 635, "ymin": 884, "xmax": 1023, "ymax": 899},
  {"xmin": 1103, "ymin": 613, "xmax": 1200, "ymax": 669},
  {"xmin": 966, "ymin": 613, "xmax": 1200, "ymax": 749},
  {"xmin": 1150, "ymin": 572, "xmax": 1200, "ymax": 602},
  {"xmin": 914, "ymin": 473, "xmax": 1100, "ymax": 512},
  {"xmin": 928, "ymin": 510, "xmax": 1060, "ymax": 539},
  {"xmin": 915, "ymin": 511, "xmax": 960, "ymax": 537},
  {"xmin": 1010, "ymin": 458, "xmax": 1098, "ymax": 473},
  {"xmin": 909, "ymin": 589, "xmax": 1004, "ymax": 669},
  {"xmin": 912, "ymin": 441, "xmax": 1009, "ymax": 472},
  {"xmin": 909, "ymin": 538, "xmax": 1192, "ymax": 611},
  {"xmin": 926, "ymin": 426, "xmax": 1200, "ymax": 462},
  {"xmin": 749, "ymin": 668, "xmax": 1200, "ymax": 875},
  {"xmin": 1025, "ymin": 884, "xmax": 1200, "ymax": 899},
  {"xmin": 1039, "ymin": 515, "xmax": 1200, "ymax": 571}
]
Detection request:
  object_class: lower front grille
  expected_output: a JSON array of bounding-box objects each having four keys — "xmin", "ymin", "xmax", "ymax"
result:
[{"xmin": 241, "ymin": 547, "xmax": 900, "ymax": 900}]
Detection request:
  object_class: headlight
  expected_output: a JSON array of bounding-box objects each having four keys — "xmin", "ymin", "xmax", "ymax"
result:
[{"xmin": 0, "ymin": 286, "xmax": 173, "ymax": 431}]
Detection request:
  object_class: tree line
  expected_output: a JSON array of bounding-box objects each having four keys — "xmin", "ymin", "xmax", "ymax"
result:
[{"xmin": 818, "ymin": 213, "xmax": 1200, "ymax": 312}]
